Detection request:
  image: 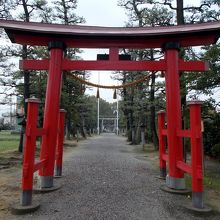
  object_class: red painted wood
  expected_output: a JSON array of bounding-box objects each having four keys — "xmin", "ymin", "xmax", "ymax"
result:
[
  {"xmin": 20, "ymin": 59, "xmax": 166, "ymax": 71},
  {"xmin": 109, "ymin": 48, "xmax": 119, "ymax": 61},
  {"xmin": 165, "ymin": 48, "xmax": 184, "ymax": 179},
  {"xmin": 189, "ymin": 102, "xmax": 204, "ymax": 192},
  {"xmin": 20, "ymin": 59, "xmax": 208, "ymax": 72},
  {"xmin": 176, "ymin": 129, "xmax": 191, "ymax": 138},
  {"xmin": 34, "ymin": 159, "xmax": 47, "ymax": 172},
  {"xmin": 55, "ymin": 110, "xmax": 66, "ymax": 175},
  {"xmin": 177, "ymin": 161, "xmax": 192, "ymax": 174},
  {"xmin": 39, "ymin": 47, "xmax": 64, "ymax": 179},
  {"xmin": 13, "ymin": 34, "xmax": 216, "ymax": 48},
  {"xmin": 20, "ymin": 59, "xmax": 49, "ymax": 70},
  {"xmin": 62, "ymin": 60, "xmax": 167, "ymax": 71},
  {"xmin": 1, "ymin": 19, "xmax": 219, "ymax": 48},
  {"xmin": 161, "ymin": 129, "xmax": 167, "ymax": 136},
  {"xmin": 179, "ymin": 60, "xmax": 209, "ymax": 71},
  {"xmin": 36, "ymin": 128, "xmax": 47, "ymax": 137},
  {"xmin": 22, "ymin": 99, "xmax": 40, "ymax": 190},
  {"xmin": 158, "ymin": 111, "xmax": 167, "ymax": 170},
  {"xmin": 162, "ymin": 154, "xmax": 169, "ymax": 162}
]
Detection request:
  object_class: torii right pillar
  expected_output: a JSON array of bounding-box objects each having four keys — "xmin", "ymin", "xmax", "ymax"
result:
[{"xmin": 164, "ymin": 42, "xmax": 185, "ymax": 190}]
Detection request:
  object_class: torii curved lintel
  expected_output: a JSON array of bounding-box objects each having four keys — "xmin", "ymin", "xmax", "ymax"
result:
[{"xmin": 0, "ymin": 19, "xmax": 220, "ymax": 48}]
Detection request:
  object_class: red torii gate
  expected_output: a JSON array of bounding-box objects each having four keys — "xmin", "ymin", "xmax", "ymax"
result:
[{"xmin": 0, "ymin": 19, "xmax": 220, "ymax": 214}]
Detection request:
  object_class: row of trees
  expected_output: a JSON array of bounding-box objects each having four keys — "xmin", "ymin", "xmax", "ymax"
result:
[
  {"xmin": 1, "ymin": 0, "xmax": 220, "ymax": 158},
  {"xmin": 116, "ymin": 0, "xmax": 220, "ymax": 158},
  {"xmin": 0, "ymin": 0, "xmax": 91, "ymax": 151}
]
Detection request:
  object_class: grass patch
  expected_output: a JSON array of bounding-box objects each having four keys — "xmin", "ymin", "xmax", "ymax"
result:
[
  {"xmin": 0, "ymin": 131, "xmax": 20, "ymax": 153},
  {"xmin": 185, "ymin": 173, "xmax": 220, "ymax": 191},
  {"xmin": 203, "ymin": 173, "xmax": 220, "ymax": 190}
]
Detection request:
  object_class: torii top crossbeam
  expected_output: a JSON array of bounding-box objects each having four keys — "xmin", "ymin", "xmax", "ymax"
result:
[{"xmin": 1, "ymin": 19, "xmax": 220, "ymax": 48}]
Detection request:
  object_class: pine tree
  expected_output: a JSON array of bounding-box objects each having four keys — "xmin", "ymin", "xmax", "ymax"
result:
[
  {"xmin": 0, "ymin": 0, "xmax": 50, "ymax": 151},
  {"xmin": 118, "ymin": 0, "xmax": 173, "ymax": 148},
  {"xmin": 51, "ymin": 0, "xmax": 87, "ymax": 139}
]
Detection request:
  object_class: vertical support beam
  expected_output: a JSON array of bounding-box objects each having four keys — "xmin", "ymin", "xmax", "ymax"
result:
[
  {"xmin": 21, "ymin": 98, "xmax": 40, "ymax": 206},
  {"xmin": 39, "ymin": 42, "xmax": 65, "ymax": 188},
  {"xmin": 158, "ymin": 110, "xmax": 166, "ymax": 179},
  {"xmin": 164, "ymin": 43, "xmax": 185, "ymax": 189},
  {"xmin": 109, "ymin": 47, "xmax": 119, "ymax": 61},
  {"xmin": 188, "ymin": 101, "xmax": 204, "ymax": 208},
  {"xmin": 54, "ymin": 109, "xmax": 66, "ymax": 177}
]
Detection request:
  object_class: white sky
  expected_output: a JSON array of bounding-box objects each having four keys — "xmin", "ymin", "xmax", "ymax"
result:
[
  {"xmin": 77, "ymin": 0, "xmax": 127, "ymax": 102},
  {"xmin": 77, "ymin": 0, "xmax": 127, "ymax": 27}
]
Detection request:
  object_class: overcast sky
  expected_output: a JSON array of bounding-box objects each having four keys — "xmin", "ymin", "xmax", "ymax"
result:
[
  {"xmin": 76, "ymin": 0, "xmax": 127, "ymax": 102},
  {"xmin": 77, "ymin": 0, "xmax": 127, "ymax": 27}
]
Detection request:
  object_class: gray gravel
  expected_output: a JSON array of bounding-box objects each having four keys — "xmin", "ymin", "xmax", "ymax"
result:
[{"xmin": 11, "ymin": 134, "xmax": 206, "ymax": 220}]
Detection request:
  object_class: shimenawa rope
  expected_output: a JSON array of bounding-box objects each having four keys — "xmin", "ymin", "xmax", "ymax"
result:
[{"xmin": 66, "ymin": 72, "xmax": 154, "ymax": 89}]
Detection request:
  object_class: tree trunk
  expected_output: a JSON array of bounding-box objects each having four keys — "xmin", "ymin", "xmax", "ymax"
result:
[
  {"xmin": 66, "ymin": 116, "xmax": 71, "ymax": 140},
  {"xmin": 18, "ymin": 1, "xmax": 30, "ymax": 153},
  {"xmin": 80, "ymin": 124, "xmax": 86, "ymax": 139},
  {"xmin": 135, "ymin": 122, "xmax": 141, "ymax": 144},
  {"xmin": 149, "ymin": 49, "xmax": 159, "ymax": 150},
  {"xmin": 176, "ymin": 0, "xmax": 187, "ymax": 161},
  {"xmin": 18, "ymin": 48, "xmax": 30, "ymax": 153},
  {"xmin": 149, "ymin": 73, "xmax": 159, "ymax": 149},
  {"xmin": 18, "ymin": 124, "xmax": 25, "ymax": 152},
  {"xmin": 176, "ymin": 0, "xmax": 184, "ymax": 25},
  {"xmin": 126, "ymin": 116, "xmax": 132, "ymax": 141}
]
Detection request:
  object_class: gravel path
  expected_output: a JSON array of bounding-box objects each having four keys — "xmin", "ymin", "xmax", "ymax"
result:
[{"xmin": 10, "ymin": 134, "xmax": 205, "ymax": 220}]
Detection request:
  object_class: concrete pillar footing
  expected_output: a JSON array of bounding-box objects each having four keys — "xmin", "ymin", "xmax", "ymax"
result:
[
  {"xmin": 160, "ymin": 184, "xmax": 191, "ymax": 195},
  {"xmin": 11, "ymin": 201, "xmax": 40, "ymax": 215},
  {"xmin": 33, "ymin": 184, "xmax": 61, "ymax": 194},
  {"xmin": 184, "ymin": 204, "xmax": 212, "ymax": 216},
  {"xmin": 166, "ymin": 175, "xmax": 186, "ymax": 190}
]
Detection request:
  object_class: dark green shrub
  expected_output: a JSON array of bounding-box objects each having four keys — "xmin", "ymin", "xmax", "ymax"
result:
[{"xmin": 211, "ymin": 143, "xmax": 220, "ymax": 160}]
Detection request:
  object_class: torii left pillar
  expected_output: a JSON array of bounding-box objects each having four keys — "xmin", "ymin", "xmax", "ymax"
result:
[{"xmin": 39, "ymin": 42, "xmax": 65, "ymax": 188}]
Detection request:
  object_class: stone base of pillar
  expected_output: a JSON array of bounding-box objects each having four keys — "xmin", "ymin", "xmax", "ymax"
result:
[{"xmin": 166, "ymin": 175, "xmax": 186, "ymax": 189}]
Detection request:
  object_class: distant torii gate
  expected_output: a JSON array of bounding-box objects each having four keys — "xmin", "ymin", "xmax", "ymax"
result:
[
  {"xmin": 99, "ymin": 117, "xmax": 118, "ymax": 133},
  {"xmin": 0, "ymin": 19, "xmax": 219, "ymax": 214}
]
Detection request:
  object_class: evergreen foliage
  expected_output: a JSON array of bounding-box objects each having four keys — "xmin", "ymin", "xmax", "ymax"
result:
[{"xmin": 117, "ymin": 0, "xmax": 220, "ymax": 158}]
